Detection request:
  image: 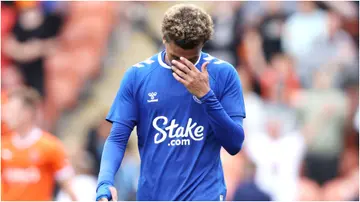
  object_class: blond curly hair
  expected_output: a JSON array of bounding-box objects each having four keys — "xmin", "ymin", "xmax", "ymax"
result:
[{"xmin": 161, "ymin": 4, "xmax": 214, "ymax": 49}]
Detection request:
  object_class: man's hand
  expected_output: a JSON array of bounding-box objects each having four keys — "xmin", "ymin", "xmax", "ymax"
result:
[
  {"xmin": 97, "ymin": 185, "xmax": 118, "ymax": 201},
  {"xmin": 171, "ymin": 57, "xmax": 210, "ymax": 98}
]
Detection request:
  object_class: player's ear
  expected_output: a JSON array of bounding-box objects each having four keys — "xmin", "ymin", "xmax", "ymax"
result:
[{"xmin": 162, "ymin": 37, "xmax": 167, "ymax": 45}]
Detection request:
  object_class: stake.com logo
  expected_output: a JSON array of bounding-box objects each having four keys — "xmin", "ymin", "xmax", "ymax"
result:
[{"xmin": 152, "ymin": 116, "xmax": 204, "ymax": 146}]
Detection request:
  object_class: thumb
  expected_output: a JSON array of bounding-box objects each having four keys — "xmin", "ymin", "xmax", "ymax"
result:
[
  {"xmin": 201, "ymin": 62, "xmax": 209, "ymax": 74},
  {"xmin": 109, "ymin": 186, "xmax": 118, "ymax": 201}
]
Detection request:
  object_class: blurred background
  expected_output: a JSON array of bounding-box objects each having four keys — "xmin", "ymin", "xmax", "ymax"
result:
[{"xmin": 1, "ymin": 1, "xmax": 359, "ymax": 201}]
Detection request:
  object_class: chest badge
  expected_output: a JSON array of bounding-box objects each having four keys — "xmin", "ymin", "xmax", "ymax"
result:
[{"xmin": 147, "ymin": 92, "xmax": 158, "ymax": 103}]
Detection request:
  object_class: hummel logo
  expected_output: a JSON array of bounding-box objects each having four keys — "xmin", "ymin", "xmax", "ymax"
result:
[{"xmin": 147, "ymin": 92, "xmax": 158, "ymax": 103}]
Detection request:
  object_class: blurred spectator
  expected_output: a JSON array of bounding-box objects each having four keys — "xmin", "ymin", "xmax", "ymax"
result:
[
  {"xmin": 237, "ymin": 28, "xmax": 265, "ymax": 96},
  {"xmin": 220, "ymin": 149, "xmax": 247, "ymax": 200},
  {"xmin": 1, "ymin": 67, "xmax": 24, "ymax": 138},
  {"xmin": 258, "ymin": 1, "xmax": 288, "ymax": 62},
  {"xmin": 322, "ymin": 1, "xmax": 358, "ymax": 20},
  {"xmin": 127, "ymin": 2, "xmax": 162, "ymax": 50},
  {"xmin": 86, "ymin": 119, "xmax": 112, "ymax": 174},
  {"xmin": 296, "ymin": 177, "xmax": 322, "ymax": 200},
  {"xmin": 294, "ymin": 68, "xmax": 348, "ymax": 186},
  {"xmin": 242, "ymin": 105, "xmax": 304, "ymax": 201},
  {"xmin": 4, "ymin": 1, "xmax": 61, "ymax": 95},
  {"xmin": 309, "ymin": 11, "xmax": 358, "ymax": 88},
  {"xmin": 282, "ymin": 1, "xmax": 328, "ymax": 87},
  {"xmin": 1, "ymin": 66, "xmax": 24, "ymax": 91},
  {"xmin": 3, "ymin": 1, "xmax": 64, "ymax": 97},
  {"xmin": 339, "ymin": 147, "xmax": 359, "ymax": 177},
  {"xmin": 56, "ymin": 150, "xmax": 98, "ymax": 201},
  {"xmin": 1, "ymin": 87, "xmax": 76, "ymax": 201},
  {"xmin": 204, "ymin": 2, "xmax": 244, "ymax": 66},
  {"xmin": 321, "ymin": 169, "xmax": 359, "ymax": 201},
  {"xmin": 1, "ymin": 2, "xmax": 17, "ymax": 70},
  {"xmin": 260, "ymin": 53, "xmax": 300, "ymax": 105},
  {"xmin": 282, "ymin": 1, "xmax": 328, "ymax": 58},
  {"xmin": 1, "ymin": 91, "xmax": 11, "ymax": 137},
  {"xmin": 1, "ymin": 2, "xmax": 21, "ymax": 137},
  {"xmin": 43, "ymin": 1, "xmax": 116, "ymax": 129},
  {"xmin": 237, "ymin": 68, "xmax": 266, "ymax": 135},
  {"xmin": 239, "ymin": 28, "xmax": 266, "ymax": 72}
]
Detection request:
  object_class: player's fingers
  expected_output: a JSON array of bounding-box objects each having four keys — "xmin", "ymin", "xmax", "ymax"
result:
[
  {"xmin": 99, "ymin": 198, "xmax": 109, "ymax": 201},
  {"xmin": 109, "ymin": 187, "xmax": 118, "ymax": 201},
  {"xmin": 201, "ymin": 62, "xmax": 209, "ymax": 74},
  {"xmin": 173, "ymin": 72, "xmax": 188, "ymax": 85},
  {"xmin": 171, "ymin": 59, "xmax": 190, "ymax": 74},
  {"xmin": 180, "ymin": 57, "xmax": 199, "ymax": 72},
  {"xmin": 172, "ymin": 66, "xmax": 189, "ymax": 80}
]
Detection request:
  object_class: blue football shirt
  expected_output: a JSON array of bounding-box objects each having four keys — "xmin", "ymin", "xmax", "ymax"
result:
[{"xmin": 106, "ymin": 50, "xmax": 246, "ymax": 200}]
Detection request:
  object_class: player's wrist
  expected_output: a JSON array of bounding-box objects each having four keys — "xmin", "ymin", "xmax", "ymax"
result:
[
  {"xmin": 96, "ymin": 183, "xmax": 113, "ymax": 201},
  {"xmin": 195, "ymin": 86, "xmax": 211, "ymax": 99},
  {"xmin": 198, "ymin": 89, "xmax": 215, "ymax": 103},
  {"xmin": 96, "ymin": 195, "xmax": 109, "ymax": 201}
]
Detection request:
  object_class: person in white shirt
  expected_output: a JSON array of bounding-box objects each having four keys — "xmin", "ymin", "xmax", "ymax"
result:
[{"xmin": 244, "ymin": 105, "xmax": 306, "ymax": 201}]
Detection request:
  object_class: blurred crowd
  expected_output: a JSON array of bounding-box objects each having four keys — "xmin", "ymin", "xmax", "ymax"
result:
[
  {"xmin": 1, "ymin": 1, "xmax": 116, "ymax": 130},
  {"xmin": 206, "ymin": 1, "xmax": 359, "ymax": 201},
  {"xmin": 1, "ymin": 1, "xmax": 118, "ymax": 201},
  {"xmin": 1, "ymin": 1, "xmax": 359, "ymax": 201}
]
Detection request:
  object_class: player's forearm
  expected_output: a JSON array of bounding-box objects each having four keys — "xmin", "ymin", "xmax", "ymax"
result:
[
  {"xmin": 97, "ymin": 121, "xmax": 131, "ymax": 189},
  {"xmin": 200, "ymin": 90, "xmax": 245, "ymax": 155}
]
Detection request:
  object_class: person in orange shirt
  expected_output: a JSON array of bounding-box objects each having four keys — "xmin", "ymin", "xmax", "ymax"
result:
[{"xmin": 1, "ymin": 87, "xmax": 77, "ymax": 201}]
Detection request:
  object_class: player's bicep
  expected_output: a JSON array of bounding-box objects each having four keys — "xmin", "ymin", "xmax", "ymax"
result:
[
  {"xmin": 220, "ymin": 67, "xmax": 246, "ymax": 118},
  {"xmin": 106, "ymin": 67, "xmax": 138, "ymax": 128}
]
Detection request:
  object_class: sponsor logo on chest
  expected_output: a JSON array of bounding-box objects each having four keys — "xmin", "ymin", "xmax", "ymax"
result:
[{"xmin": 152, "ymin": 116, "xmax": 205, "ymax": 146}]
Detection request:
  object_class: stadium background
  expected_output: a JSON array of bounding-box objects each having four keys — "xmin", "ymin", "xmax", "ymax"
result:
[{"xmin": 1, "ymin": 1, "xmax": 359, "ymax": 201}]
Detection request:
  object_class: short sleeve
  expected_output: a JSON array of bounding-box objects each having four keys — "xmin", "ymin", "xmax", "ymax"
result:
[
  {"xmin": 106, "ymin": 67, "xmax": 138, "ymax": 128},
  {"xmin": 49, "ymin": 138, "xmax": 74, "ymax": 182},
  {"xmin": 219, "ymin": 65, "xmax": 246, "ymax": 118}
]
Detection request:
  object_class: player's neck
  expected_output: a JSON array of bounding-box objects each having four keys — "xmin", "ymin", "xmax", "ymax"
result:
[
  {"xmin": 164, "ymin": 52, "xmax": 172, "ymax": 67},
  {"xmin": 15, "ymin": 123, "xmax": 35, "ymax": 138}
]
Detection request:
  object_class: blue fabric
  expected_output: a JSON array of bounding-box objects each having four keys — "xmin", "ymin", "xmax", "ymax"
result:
[
  {"xmin": 200, "ymin": 89, "xmax": 245, "ymax": 155},
  {"xmin": 96, "ymin": 51, "xmax": 246, "ymax": 201}
]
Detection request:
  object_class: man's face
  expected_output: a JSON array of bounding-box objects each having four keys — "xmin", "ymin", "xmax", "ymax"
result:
[
  {"xmin": 267, "ymin": 119, "xmax": 281, "ymax": 139},
  {"xmin": 3, "ymin": 97, "xmax": 32, "ymax": 130},
  {"xmin": 163, "ymin": 40, "xmax": 202, "ymax": 65}
]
